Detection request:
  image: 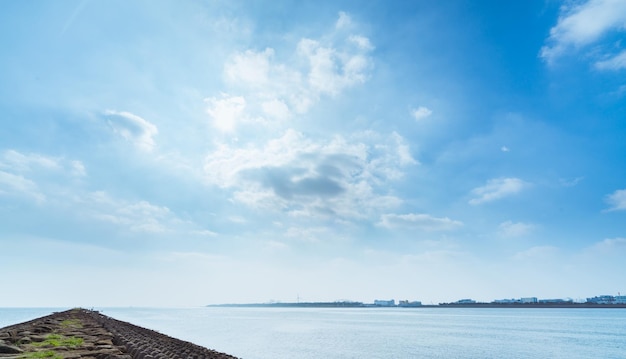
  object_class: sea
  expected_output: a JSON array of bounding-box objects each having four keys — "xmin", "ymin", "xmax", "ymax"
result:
[{"xmin": 1, "ymin": 307, "xmax": 625, "ymax": 358}]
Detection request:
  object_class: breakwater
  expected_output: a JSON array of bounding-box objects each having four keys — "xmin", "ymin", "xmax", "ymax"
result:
[{"xmin": 0, "ymin": 308, "xmax": 238, "ymax": 359}]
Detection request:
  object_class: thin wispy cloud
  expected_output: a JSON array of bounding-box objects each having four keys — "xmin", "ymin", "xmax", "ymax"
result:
[
  {"xmin": 469, "ymin": 178, "xmax": 528, "ymax": 205},
  {"xmin": 587, "ymin": 238, "xmax": 626, "ymax": 257},
  {"xmin": 513, "ymin": 246, "xmax": 558, "ymax": 260},
  {"xmin": 541, "ymin": 0, "xmax": 626, "ymax": 66},
  {"xmin": 412, "ymin": 106, "xmax": 433, "ymax": 121},
  {"xmin": 595, "ymin": 50, "xmax": 626, "ymax": 70},
  {"xmin": 0, "ymin": 150, "xmax": 86, "ymax": 203},
  {"xmin": 498, "ymin": 221, "xmax": 534, "ymax": 238},
  {"xmin": 0, "ymin": 171, "xmax": 44, "ymax": 203},
  {"xmin": 378, "ymin": 213, "xmax": 463, "ymax": 231},
  {"xmin": 104, "ymin": 110, "xmax": 159, "ymax": 152},
  {"xmin": 605, "ymin": 188, "xmax": 626, "ymax": 211}
]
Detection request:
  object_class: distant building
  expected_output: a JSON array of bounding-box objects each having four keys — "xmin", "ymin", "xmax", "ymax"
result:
[
  {"xmin": 493, "ymin": 299, "xmax": 520, "ymax": 304},
  {"xmin": 493, "ymin": 298, "xmax": 519, "ymax": 304},
  {"xmin": 538, "ymin": 298, "xmax": 572, "ymax": 304},
  {"xmin": 374, "ymin": 299, "xmax": 395, "ymax": 307},
  {"xmin": 398, "ymin": 300, "xmax": 422, "ymax": 307},
  {"xmin": 587, "ymin": 295, "xmax": 626, "ymax": 304},
  {"xmin": 491, "ymin": 297, "xmax": 541, "ymax": 304},
  {"xmin": 456, "ymin": 299, "xmax": 476, "ymax": 304}
]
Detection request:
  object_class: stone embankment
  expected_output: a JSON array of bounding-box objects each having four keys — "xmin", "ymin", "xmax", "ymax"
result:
[{"xmin": 0, "ymin": 308, "xmax": 238, "ymax": 359}]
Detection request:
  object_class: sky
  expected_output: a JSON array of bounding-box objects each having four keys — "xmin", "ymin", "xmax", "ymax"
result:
[{"xmin": 0, "ymin": 0, "xmax": 625, "ymax": 307}]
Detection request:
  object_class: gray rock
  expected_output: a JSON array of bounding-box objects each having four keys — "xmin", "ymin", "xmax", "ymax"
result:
[{"xmin": 0, "ymin": 343, "xmax": 23, "ymax": 354}]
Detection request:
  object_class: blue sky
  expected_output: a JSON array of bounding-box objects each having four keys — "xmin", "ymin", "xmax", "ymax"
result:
[{"xmin": 1, "ymin": 0, "xmax": 625, "ymax": 307}]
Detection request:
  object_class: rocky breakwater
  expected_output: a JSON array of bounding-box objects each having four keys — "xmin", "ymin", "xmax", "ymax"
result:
[{"xmin": 0, "ymin": 308, "xmax": 238, "ymax": 359}]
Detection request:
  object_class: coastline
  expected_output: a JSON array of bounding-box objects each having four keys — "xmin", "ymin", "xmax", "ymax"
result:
[
  {"xmin": 0, "ymin": 308, "xmax": 238, "ymax": 359},
  {"xmin": 207, "ymin": 302, "xmax": 626, "ymax": 309}
]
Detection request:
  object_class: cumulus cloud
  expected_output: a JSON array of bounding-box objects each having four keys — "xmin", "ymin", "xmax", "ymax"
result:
[
  {"xmin": 205, "ymin": 94, "xmax": 247, "ymax": 133},
  {"xmin": 225, "ymin": 48, "xmax": 274, "ymax": 87},
  {"xmin": 214, "ymin": 11, "xmax": 374, "ymax": 129},
  {"xmin": 261, "ymin": 98, "xmax": 290, "ymax": 121},
  {"xmin": 298, "ymin": 37, "xmax": 372, "ymax": 96},
  {"xmin": 469, "ymin": 177, "xmax": 528, "ymax": 205},
  {"xmin": 412, "ymin": 106, "xmax": 433, "ymax": 121},
  {"xmin": 378, "ymin": 213, "xmax": 463, "ymax": 231},
  {"xmin": 204, "ymin": 130, "xmax": 415, "ymax": 220},
  {"xmin": 104, "ymin": 110, "xmax": 158, "ymax": 152},
  {"xmin": 605, "ymin": 188, "xmax": 626, "ymax": 211},
  {"xmin": 498, "ymin": 220, "xmax": 534, "ymax": 238},
  {"xmin": 541, "ymin": 0, "xmax": 626, "ymax": 66}
]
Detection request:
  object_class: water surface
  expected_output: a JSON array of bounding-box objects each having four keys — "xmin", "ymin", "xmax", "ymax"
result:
[{"xmin": 2, "ymin": 307, "xmax": 625, "ymax": 358}]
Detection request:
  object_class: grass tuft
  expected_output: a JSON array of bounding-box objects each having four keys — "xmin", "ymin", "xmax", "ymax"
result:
[
  {"xmin": 60, "ymin": 319, "xmax": 82, "ymax": 328},
  {"xmin": 32, "ymin": 334, "xmax": 83, "ymax": 348},
  {"xmin": 20, "ymin": 351, "xmax": 63, "ymax": 359}
]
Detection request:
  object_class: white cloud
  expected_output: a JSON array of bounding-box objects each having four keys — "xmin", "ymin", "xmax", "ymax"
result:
[
  {"xmin": 500, "ymin": 146, "xmax": 510, "ymax": 152},
  {"xmin": 0, "ymin": 150, "xmax": 86, "ymax": 202},
  {"xmin": 605, "ymin": 188, "xmax": 626, "ymax": 211},
  {"xmin": 348, "ymin": 35, "xmax": 374, "ymax": 51},
  {"xmin": 190, "ymin": 229, "xmax": 218, "ymax": 237},
  {"xmin": 205, "ymin": 94, "xmax": 247, "ymax": 133},
  {"xmin": 285, "ymin": 226, "xmax": 329, "ymax": 242},
  {"xmin": 0, "ymin": 150, "xmax": 60, "ymax": 171},
  {"xmin": 412, "ymin": 106, "xmax": 433, "ymax": 121},
  {"xmin": 469, "ymin": 177, "xmax": 528, "ymax": 205},
  {"xmin": 225, "ymin": 48, "xmax": 274, "ymax": 87},
  {"xmin": 559, "ymin": 176, "xmax": 584, "ymax": 187},
  {"xmin": 595, "ymin": 49, "xmax": 626, "ymax": 70},
  {"xmin": 541, "ymin": 0, "xmax": 626, "ymax": 64},
  {"xmin": 335, "ymin": 11, "xmax": 352, "ymax": 29},
  {"xmin": 70, "ymin": 161, "xmax": 86, "ymax": 177},
  {"xmin": 104, "ymin": 110, "xmax": 159, "ymax": 152},
  {"xmin": 378, "ymin": 213, "xmax": 463, "ymax": 231},
  {"xmin": 215, "ymin": 11, "xmax": 374, "ymax": 128},
  {"xmin": 498, "ymin": 221, "xmax": 534, "ymax": 238},
  {"xmin": 204, "ymin": 129, "xmax": 415, "ymax": 220},
  {"xmin": 0, "ymin": 170, "xmax": 44, "ymax": 202},
  {"xmin": 261, "ymin": 98, "xmax": 291, "ymax": 121},
  {"xmin": 83, "ymin": 191, "xmax": 175, "ymax": 233},
  {"xmin": 298, "ymin": 38, "xmax": 371, "ymax": 96},
  {"xmin": 591, "ymin": 237, "xmax": 626, "ymax": 251}
]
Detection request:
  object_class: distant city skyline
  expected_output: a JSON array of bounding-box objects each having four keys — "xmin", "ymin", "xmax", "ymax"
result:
[{"xmin": 1, "ymin": 0, "xmax": 625, "ymax": 307}]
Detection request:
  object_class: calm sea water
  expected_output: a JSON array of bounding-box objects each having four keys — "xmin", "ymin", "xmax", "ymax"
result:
[{"xmin": 1, "ymin": 307, "xmax": 625, "ymax": 358}]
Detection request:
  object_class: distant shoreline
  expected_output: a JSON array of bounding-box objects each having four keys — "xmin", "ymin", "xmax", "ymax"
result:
[{"xmin": 207, "ymin": 302, "xmax": 626, "ymax": 309}]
